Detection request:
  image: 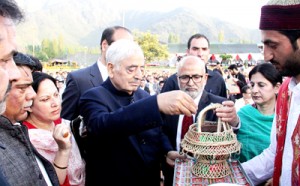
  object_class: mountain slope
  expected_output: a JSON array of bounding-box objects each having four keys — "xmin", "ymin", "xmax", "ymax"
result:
[{"xmin": 15, "ymin": 0, "xmax": 260, "ymax": 48}]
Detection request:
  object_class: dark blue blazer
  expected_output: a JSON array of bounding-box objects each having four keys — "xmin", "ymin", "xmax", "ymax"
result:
[
  {"xmin": 162, "ymin": 90, "xmax": 227, "ymax": 186},
  {"xmin": 79, "ymin": 79, "xmax": 173, "ymax": 186},
  {"xmin": 0, "ymin": 169, "xmax": 9, "ymax": 186},
  {"xmin": 161, "ymin": 69, "xmax": 227, "ymax": 98},
  {"xmin": 61, "ymin": 62, "xmax": 103, "ymax": 120}
]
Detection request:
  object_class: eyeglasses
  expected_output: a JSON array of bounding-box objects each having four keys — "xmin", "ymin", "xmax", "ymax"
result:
[{"xmin": 178, "ymin": 75, "xmax": 203, "ymax": 83}]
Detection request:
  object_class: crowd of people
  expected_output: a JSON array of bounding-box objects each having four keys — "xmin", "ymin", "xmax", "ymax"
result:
[{"xmin": 0, "ymin": 0, "xmax": 300, "ymax": 186}]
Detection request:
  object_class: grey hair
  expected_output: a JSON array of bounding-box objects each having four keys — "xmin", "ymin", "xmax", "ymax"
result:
[
  {"xmin": 177, "ymin": 55, "xmax": 206, "ymax": 74},
  {"xmin": 106, "ymin": 39, "xmax": 144, "ymax": 68},
  {"xmin": 267, "ymin": 0, "xmax": 300, "ymax": 5}
]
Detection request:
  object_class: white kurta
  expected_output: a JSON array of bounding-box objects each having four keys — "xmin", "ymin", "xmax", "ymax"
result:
[{"xmin": 242, "ymin": 77, "xmax": 300, "ymax": 185}]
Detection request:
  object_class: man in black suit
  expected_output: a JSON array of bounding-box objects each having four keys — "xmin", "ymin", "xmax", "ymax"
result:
[
  {"xmin": 161, "ymin": 33, "xmax": 227, "ymax": 98},
  {"xmin": 61, "ymin": 26, "xmax": 133, "ymax": 122},
  {"xmin": 162, "ymin": 56, "xmax": 240, "ymax": 186}
]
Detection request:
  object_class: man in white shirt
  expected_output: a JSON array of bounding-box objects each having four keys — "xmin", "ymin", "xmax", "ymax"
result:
[{"xmin": 242, "ymin": 0, "xmax": 300, "ymax": 185}]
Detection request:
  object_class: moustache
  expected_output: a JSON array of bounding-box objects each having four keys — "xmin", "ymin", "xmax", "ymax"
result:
[{"xmin": 269, "ymin": 59, "xmax": 279, "ymax": 65}]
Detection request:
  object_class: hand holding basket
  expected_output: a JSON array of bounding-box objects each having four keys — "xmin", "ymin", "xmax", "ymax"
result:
[{"xmin": 181, "ymin": 103, "xmax": 241, "ymax": 178}]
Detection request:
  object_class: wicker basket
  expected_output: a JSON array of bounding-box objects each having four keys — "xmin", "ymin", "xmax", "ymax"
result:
[{"xmin": 181, "ymin": 103, "xmax": 241, "ymax": 178}]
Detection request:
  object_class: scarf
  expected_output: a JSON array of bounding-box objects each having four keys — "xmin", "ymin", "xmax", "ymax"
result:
[
  {"xmin": 273, "ymin": 78, "xmax": 300, "ymax": 185},
  {"xmin": 237, "ymin": 105, "xmax": 273, "ymax": 163},
  {"xmin": 23, "ymin": 121, "xmax": 86, "ymax": 186}
]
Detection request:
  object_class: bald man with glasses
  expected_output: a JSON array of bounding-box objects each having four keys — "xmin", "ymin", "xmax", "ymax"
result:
[{"xmin": 161, "ymin": 55, "xmax": 240, "ymax": 186}]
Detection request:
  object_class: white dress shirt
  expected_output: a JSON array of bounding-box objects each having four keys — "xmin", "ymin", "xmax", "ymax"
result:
[
  {"xmin": 242, "ymin": 77, "xmax": 300, "ymax": 185},
  {"xmin": 97, "ymin": 59, "xmax": 108, "ymax": 81},
  {"xmin": 176, "ymin": 93, "xmax": 202, "ymax": 151}
]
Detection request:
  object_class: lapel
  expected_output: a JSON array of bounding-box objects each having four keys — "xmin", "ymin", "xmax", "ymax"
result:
[{"xmin": 89, "ymin": 62, "xmax": 103, "ymax": 87}]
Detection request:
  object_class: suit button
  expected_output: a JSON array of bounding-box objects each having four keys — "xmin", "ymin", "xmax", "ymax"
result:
[
  {"xmin": 39, "ymin": 174, "xmax": 43, "ymax": 179},
  {"xmin": 141, "ymin": 139, "xmax": 146, "ymax": 144},
  {"xmin": 25, "ymin": 151, "xmax": 30, "ymax": 156}
]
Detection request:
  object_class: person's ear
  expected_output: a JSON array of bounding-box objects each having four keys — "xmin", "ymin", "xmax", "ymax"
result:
[
  {"xmin": 101, "ymin": 40, "xmax": 109, "ymax": 52},
  {"xmin": 107, "ymin": 62, "xmax": 114, "ymax": 78},
  {"xmin": 274, "ymin": 82, "xmax": 281, "ymax": 94}
]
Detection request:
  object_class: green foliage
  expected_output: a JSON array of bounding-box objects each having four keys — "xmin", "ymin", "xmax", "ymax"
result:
[
  {"xmin": 25, "ymin": 31, "xmax": 171, "ymax": 65},
  {"xmin": 25, "ymin": 35, "xmax": 96, "ymax": 62},
  {"xmin": 134, "ymin": 31, "xmax": 169, "ymax": 63},
  {"xmin": 219, "ymin": 53, "xmax": 233, "ymax": 60}
]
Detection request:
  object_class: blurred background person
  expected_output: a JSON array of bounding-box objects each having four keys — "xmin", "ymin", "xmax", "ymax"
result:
[
  {"xmin": 228, "ymin": 64, "xmax": 247, "ymax": 101},
  {"xmin": 156, "ymin": 80, "xmax": 165, "ymax": 94},
  {"xmin": 212, "ymin": 61, "xmax": 223, "ymax": 76},
  {"xmin": 139, "ymin": 77, "xmax": 150, "ymax": 94},
  {"xmin": 145, "ymin": 74, "xmax": 156, "ymax": 95},
  {"xmin": 23, "ymin": 72, "xmax": 85, "ymax": 186},
  {"xmin": 234, "ymin": 85, "xmax": 253, "ymax": 112},
  {"xmin": 56, "ymin": 76, "xmax": 66, "ymax": 98},
  {"xmin": 237, "ymin": 63, "xmax": 282, "ymax": 163}
]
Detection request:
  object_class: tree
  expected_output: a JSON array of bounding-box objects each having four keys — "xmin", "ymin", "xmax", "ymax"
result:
[
  {"xmin": 135, "ymin": 31, "xmax": 169, "ymax": 63},
  {"xmin": 219, "ymin": 53, "xmax": 233, "ymax": 66},
  {"xmin": 24, "ymin": 36, "xmax": 90, "ymax": 63}
]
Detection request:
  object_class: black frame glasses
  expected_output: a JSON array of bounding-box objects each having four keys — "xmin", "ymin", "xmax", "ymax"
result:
[{"xmin": 178, "ymin": 75, "xmax": 203, "ymax": 83}]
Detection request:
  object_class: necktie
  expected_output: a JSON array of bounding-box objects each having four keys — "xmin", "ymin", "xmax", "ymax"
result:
[{"xmin": 181, "ymin": 115, "xmax": 193, "ymax": 139}]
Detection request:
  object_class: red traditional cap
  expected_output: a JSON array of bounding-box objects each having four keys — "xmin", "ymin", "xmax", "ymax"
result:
[{"xmin": 260, "ymin": 2, "xmax": 300, "ymax": 30}]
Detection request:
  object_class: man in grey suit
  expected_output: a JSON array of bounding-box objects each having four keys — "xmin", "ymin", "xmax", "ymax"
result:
[
  {"xmin": 61, "ymin": 26, "xmax": 133, "ymax": 122},
  {"xmin": 0, "ymin": 52, "xmax": 60, "ymax": 186}
]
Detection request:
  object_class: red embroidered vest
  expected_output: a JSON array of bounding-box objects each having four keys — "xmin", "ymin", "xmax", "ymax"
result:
[{"xmin": 273, "ymin": 78, "xmax": 300, "ymax": 185}]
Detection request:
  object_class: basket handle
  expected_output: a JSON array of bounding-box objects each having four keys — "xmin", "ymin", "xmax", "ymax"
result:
[{"xmin": 197, "ymin": 103, "xmax": 223, "ymax": 132}]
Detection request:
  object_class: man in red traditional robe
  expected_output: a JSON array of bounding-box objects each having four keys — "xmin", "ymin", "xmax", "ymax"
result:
[{"xmin": 242, "ymin": 0, "xmax": 300, "ymax": 185}]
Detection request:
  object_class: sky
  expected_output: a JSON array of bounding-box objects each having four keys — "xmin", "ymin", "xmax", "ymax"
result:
[
  {"xmin": 106, "ymin": 0, "xmax": 270, "ymax": 29},
  {"xmin": 16, "ymin": 0, "xmax": 269, "ymax": 29}
]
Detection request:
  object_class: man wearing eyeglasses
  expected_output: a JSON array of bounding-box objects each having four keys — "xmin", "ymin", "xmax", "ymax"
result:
[
  {"xmin": 161, "ymin": 55, "xmax": 240, "ymax": 186},
  {"xmin": 161, "ymin": 33, "xmax": 227, "ymax": 98}
]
